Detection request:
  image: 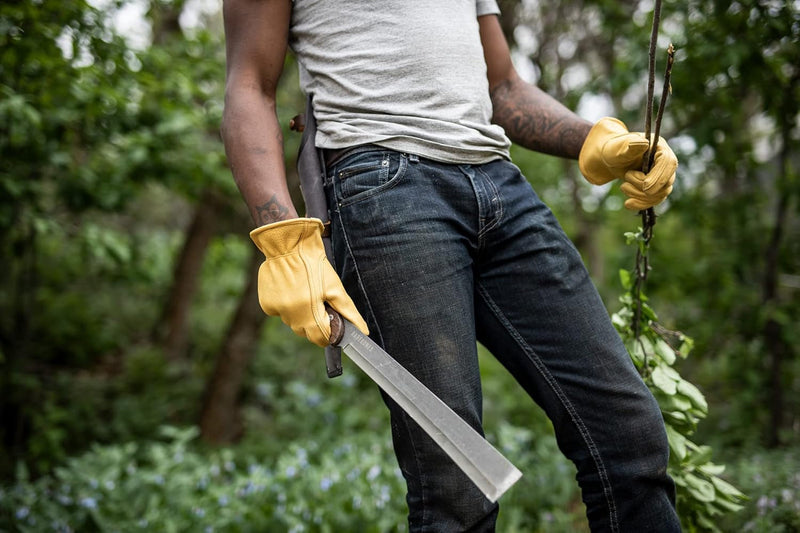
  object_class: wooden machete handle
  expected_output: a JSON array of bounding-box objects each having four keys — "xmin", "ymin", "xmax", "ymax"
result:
[
  {"xmin": 325, "ymin": 304, "xmax": 345, "ymax": 346},
  {"xmin": 289, "ymin": 113, "xmax": 306, "ymax": 132}
]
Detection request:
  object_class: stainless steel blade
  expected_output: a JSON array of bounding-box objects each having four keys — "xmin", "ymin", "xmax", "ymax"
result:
[{"xmin": 335, "ymin": 318, "xmax": 522, "ymax": 502}]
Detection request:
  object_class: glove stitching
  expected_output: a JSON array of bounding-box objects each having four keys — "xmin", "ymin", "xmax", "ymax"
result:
[{"xmin": 300, "ymin": 223, "xmax": 330, "ymax": 345}]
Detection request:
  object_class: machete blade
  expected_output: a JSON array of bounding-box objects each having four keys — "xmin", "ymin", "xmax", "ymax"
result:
[{"xmin": 332, "ymin": 315, "xmax": 522, "ymax": 502}]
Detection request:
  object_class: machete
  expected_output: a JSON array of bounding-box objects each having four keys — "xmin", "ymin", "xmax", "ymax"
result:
[{"xmin": 326, "ymin": 307, "xmax": 522, "ymax": 502}]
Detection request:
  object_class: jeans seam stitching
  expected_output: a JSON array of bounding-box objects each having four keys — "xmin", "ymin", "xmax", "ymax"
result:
[
  {"xmin": 475, "ymin": 166, "xmax": 504, "ymax": 239},
  {"xmin": 331, "ymin": 200, "xmax": 385, "ymax": 350},
  {"xmin": 476, "ymin": 283, "xmax": 621, "ymax": 532},
  {"xmin": 397, "ymin": 410, "xmax": 430, "ymax": 529},
  {"xmin": 334, "ymin": 208, "xmax": 432, "ymax": 527}
]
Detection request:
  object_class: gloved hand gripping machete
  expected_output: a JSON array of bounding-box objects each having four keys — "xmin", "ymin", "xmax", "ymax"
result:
[{"xmin": 290, "ymin": 97, "xmax": 522, "ymax": 502}]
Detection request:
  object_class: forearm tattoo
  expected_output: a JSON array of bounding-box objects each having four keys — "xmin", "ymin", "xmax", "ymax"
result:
[
  {"xmin": 255, "ymin": 194, "xmax": 291, "ymax": 225},
  {"xmin": 490, "ymin": 79, "xmax": 590, "ymax": 159}
]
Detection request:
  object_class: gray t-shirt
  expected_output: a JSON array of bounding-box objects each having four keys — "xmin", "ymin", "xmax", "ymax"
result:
[{"xmin": 289, "ymin": 0, "xmax": 512, "ymax": 164}]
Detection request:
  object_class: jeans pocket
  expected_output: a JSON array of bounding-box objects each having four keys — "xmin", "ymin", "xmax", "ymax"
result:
[{"xmin": 333, "ymin": 151, "xmax": 408, "ymax": 206}]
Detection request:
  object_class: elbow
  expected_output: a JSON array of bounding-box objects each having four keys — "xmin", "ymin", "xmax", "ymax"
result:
[
  {"xmin": 220, "ymin": 80, "xmax": 276, "ymax": 141},
  {"xmin": 488, "ymin": 76, "xmax": 517, "ymax": 130},
  {"xmin": 488, "ymin": 69, "xmax": 521, "ymax": 106}
]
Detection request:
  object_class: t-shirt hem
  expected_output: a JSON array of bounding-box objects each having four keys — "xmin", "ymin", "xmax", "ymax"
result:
[{"xmin": 319, "ymin": 135, "xmax": 511, "ymax": 165}]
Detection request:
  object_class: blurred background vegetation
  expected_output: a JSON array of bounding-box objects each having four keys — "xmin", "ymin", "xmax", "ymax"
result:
[{"xmin": 0, "ymin": 0, "xmax": 798, "ymax": 531}]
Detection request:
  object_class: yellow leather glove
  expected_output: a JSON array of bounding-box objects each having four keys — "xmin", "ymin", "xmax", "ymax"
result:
[
  {"xmin": 250, "ymin": 218, "xmax": 369, "ymax": 347},
  {"xmin": 578, "ymin": 117, "xmax": 677, "ymax": 211}
]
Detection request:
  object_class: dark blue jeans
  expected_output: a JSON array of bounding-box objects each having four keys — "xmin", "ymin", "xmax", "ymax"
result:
[{"xmin": 324, "ymin": 148, "xmax": 680, "ymax": 532}]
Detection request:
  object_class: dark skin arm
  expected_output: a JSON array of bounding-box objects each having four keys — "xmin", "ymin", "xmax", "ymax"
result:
[
  {"xmin": 479, "ymin": 15, "xmax": 592, "ymax": 159},
  {"xmin": 220, "ymin": 0, "xmax": 296, "ymax": 226}
]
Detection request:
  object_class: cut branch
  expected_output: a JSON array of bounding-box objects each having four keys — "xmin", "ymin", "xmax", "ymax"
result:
[
  {"xmin": 642, "ymin": 0, "xmax": 662, "ymax": 154},
  {"xmin": 647, "ymin": 44, "xmax": 675, "ymax": 172}
]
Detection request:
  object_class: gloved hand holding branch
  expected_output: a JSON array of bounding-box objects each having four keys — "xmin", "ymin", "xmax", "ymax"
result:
[{"xmin": 578, "ymin": 117, "xmax": 677, "ymax": 211}]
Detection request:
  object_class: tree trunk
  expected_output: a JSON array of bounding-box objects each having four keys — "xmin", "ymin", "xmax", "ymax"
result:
[
  {"xmin": 763, "ymin": 103, "xmax": 794, "ymax": 447},
  {"xmin": 148, "ymin": 0, "xmax": 186, "ymax": 45},
  {"xmin": 763, "ymin": 192, "xmax": 789, "ymax": 448},
  {"xmin": 155, "ymin": 188, "xmax": 221, "ymax": 361},
  {"xmin": 199, "ymin": 246, "xmax": 265, "ymax": 444}
]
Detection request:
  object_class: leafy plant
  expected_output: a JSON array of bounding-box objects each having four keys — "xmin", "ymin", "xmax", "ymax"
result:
[
  {"xmin": 0, "ymin": 426, "xmax": 407, "ymax": 533},
  {"xmin": 0, "ymin": 418, "xmax": 588, "ymax": 532},
  {"xmin": 718, "ymin": 448, "xmax": 800, "ymax": 533},
  {"xmin": 612, "ymin": 227, "xmax": 747, "ymax": 531}
]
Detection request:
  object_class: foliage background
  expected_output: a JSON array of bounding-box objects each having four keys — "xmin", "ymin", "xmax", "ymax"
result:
[{"xmin": 1, "ymin": 0, "xmax": 798, "ymax": 531}]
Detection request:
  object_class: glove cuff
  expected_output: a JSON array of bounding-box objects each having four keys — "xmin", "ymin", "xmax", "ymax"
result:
[{"xmin": 250, "ymin": 218, "xmax": 325, "ymax": 258}]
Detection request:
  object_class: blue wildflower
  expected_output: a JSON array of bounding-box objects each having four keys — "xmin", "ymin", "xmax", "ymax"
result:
[
  {"xmin": 367, "ymin": 465, "xmax": 381, "ymax": 481},
  {"xmin": 79, "ymin": 497, "xmax": 98, "ymax": 509}
]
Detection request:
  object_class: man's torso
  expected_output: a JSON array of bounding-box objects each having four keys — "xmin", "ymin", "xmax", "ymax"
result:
[{"xmin": 289, "ymin": 0, "xmax": 511, "ymax": 164}]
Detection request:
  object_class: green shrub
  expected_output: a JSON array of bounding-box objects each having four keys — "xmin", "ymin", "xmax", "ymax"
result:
[
  {"xmin": 1, "ymin": 416, "xmax": 588, "ymax": 532},
  {"xmin": 1, "ymin": 426, "xmax": 407, "ymax": 532},
  {"xmin": 717, "ymin": 448, "xmax": 800, "ymax": 533}
]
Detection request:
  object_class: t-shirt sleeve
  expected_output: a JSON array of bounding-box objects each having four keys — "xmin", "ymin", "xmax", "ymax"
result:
[{"xmin": 476, "ymin": 0, "xmax": 501, "ymax": 17}]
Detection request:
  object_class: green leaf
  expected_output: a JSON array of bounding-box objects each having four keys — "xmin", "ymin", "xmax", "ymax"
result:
[
  {"xmin": 662, "ymin": 410, "xmax": 696, "ymax": 432},
  {"xmin": 641, "ymin": 302, "xmax": 658, "ymax": 321},
  {"xmin": 665, "ymin": 425, "xmax": 687, "ymax": 461},
  {"xmin": 619, "ymin": 269, "xmax": 633, "ymax": 290},
  {"xmin": 659, "ymin": 365, "xmax": 682, "ymax": 381},
  {"xmin": 676, "ymin": 380, "xmax": 709, "ymax": 414},
  {"xmin": 611, "ymin": 311, "xmax": 628, "ymax": 331},
  {"xmin": 687, "ymin": 445, "xmax": 713, "ymax": 466},
  {"xmin": 709, "ymin": 496, "xmax": 745, "ymax": 513},
  {"xmin": 677, "ymin": 335, "xmax": 694, "ymax": 358},
  {"xmin": 654, "ymin": 338, "xmax": 676, "ymax": 365},
  {"xmin": 651, "ymin": 366, "xmax": 678, "ymax": 395},
  {"xmin": 638, "ymin": 335, "xmax": 655, "ymax": 357},
  {"xmin": 695, "ymin": 513, "xmax": 722, "ymax": 532},
  {"xmin": 627, "ymin": 339, "xmax": 645, "ymax": 368},
  {"xmin": 685, "ymin": 473, "xmax": 716, "ymax": 502},
  {"xmin": 697, "ymin": 462, "xmax": 725, "ymax": 476},
  {"xmin": 710, "ymin": 475, "xmax": 745, "ymax": 499}
]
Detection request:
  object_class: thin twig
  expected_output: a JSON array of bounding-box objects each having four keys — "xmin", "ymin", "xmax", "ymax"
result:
[
  {"xmin": 633, "ymin": 0, "xmax": 664, "ymax": 344},
  {"xmin": 647, "ymin": 44, "xmax": 675, "ymax": 172},
  {"xmin": 642, "ymin": 0, "xmax": 662, "ymax": 162}
]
